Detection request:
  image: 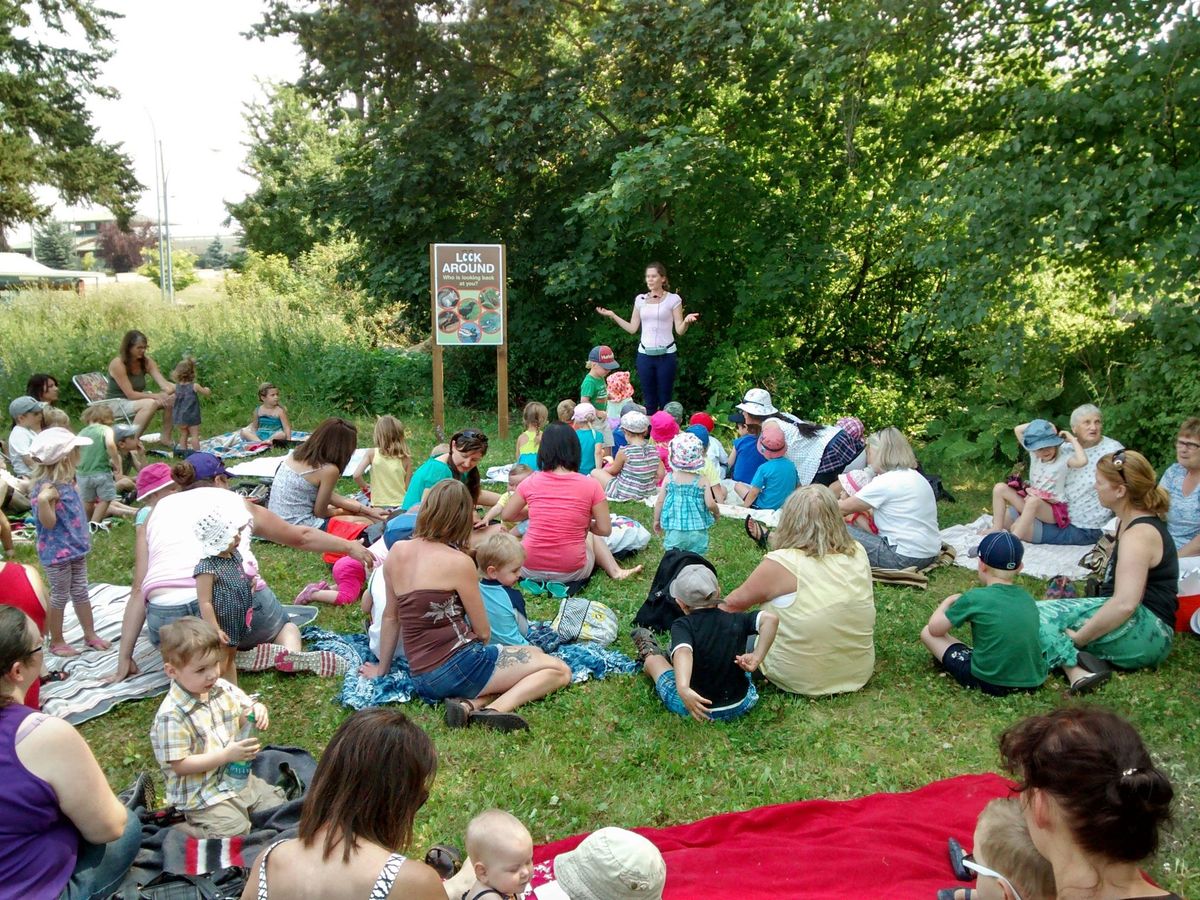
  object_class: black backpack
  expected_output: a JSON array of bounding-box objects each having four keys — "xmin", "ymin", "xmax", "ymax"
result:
[{"xmin": 633, "ymin": 549, "xmax": 719, "ymax": 633}]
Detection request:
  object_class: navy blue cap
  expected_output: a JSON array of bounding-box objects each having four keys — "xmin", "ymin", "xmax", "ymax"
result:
[{"xmin": 969, "ymin": 531, "xmax": 1024, "ymax": 571}]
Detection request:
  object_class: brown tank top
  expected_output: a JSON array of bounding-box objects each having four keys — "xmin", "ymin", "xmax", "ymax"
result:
[{"xmin": 396, "ymin": 589, "xmax": 481, "ymax": 674}]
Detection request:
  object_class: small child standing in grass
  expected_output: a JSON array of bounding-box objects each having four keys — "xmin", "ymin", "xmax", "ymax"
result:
[
  {"xmin": 920, "ymin": 531, "xmax": 1049, "ymax": 696},
  {"xmin": 631, "ymin": 564, "xmax": 778, "ymax": 722},
  {"xmin": 169, "ymin": 357, "xmax": 211, "ymax": 452},
  {"xmin": 515, "ymin": 402, "xmax": 547, "ymax": 470},
  {"xmin": 461, "ymin": 809, "xmax": 534, "ymax": 900},
  {"xmin": 654, "ymin": 432, "xmax": 717, "ymax": 553},
  {"xmin": 151, "ymin": 617, "xmax": 284, "ymax": 838},
  {"xmin": 352, "ymin": 415, "xmax": 413, "ymax": 508},
  {"xmin": 240, "ymin": 383, "xmax": 291, "ymax": 444},
  {"xmin": 580, "ymin": 345, "xmax": 619, "ymax": 448},
  {"xmin": 474, "ymin": 532, "xmax": 530, "ymax": 646},
  {"xmin": 30, "ymin": 428, "xmax": 110, "ymax": 657},
  {"xmin": 76, "ymin": 405, "xmax": 137, "ymax": 528},
  {"xmin": 193, "ymin": 511, "xmax": 256, "ymax": 685}
]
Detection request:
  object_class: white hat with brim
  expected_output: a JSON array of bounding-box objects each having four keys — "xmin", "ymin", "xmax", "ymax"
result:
[
  {"xmin": 554, "ymin": 828, "xmax": 666, "ymax": 900},
  {"xmin": 734, "ymin": 388, "xmax": 778, "ymax": 417},
  {"xmin": 193, "ymin": 511, "xmax": 241, "ymax": 557},
  {"xmin": 29, "ymin": 427, "xmax": 92, "ymax": 465}
]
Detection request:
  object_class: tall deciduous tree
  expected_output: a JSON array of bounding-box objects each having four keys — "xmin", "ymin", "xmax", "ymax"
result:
[
  {"xmin": 0, "ymin": 0, "xmax": 142, "ymax": 248},
  {"xmin": 96, "ymin": 221, "xmax": 157, "ymax": 273}
]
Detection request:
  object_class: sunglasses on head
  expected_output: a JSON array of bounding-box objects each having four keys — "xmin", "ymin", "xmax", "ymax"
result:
[
  {"xmin": 961, "ymin": 855, "xmax": 1025, "ymax": 900},
  {"xmin": 1111, "ymin": 449, "xmax": 1127, "ymax": 483},
  {"xmin": 519, "ymin": 579, "xmax": 569, "ymax": 598}
]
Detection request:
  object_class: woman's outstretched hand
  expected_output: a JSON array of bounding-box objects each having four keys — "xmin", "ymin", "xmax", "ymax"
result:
[
  {"xmin": 683, "ymin": 312, "xmax": 700, "ymax": 325},
  {"xmin": 595, "ymin": 306, "xmax": 614, "ymax": 319}
]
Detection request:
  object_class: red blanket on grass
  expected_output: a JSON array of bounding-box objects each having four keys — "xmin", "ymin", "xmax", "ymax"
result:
[{"xmin": 533, "ymin": 773, "xmax": 1013, "ymax": 899}]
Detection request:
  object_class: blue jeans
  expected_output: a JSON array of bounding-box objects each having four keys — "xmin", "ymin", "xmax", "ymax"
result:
[
  {"xmin": 411, "ymin": 642, "xmax": 500, "ymax": 703},
  {"xmin": 1030, "ymin": 519, "xmax": 1103, "ymax": 546},
  {"xmin": 636, "ymin": 351, "xmax": 678, "ymax": 415},
  {"xmin": 655, "ymin": 670, "xmax": 759, "ymax": 721},
  {"xmin": 59, "ymin": 807, "xmax": 141, "ymax": 899},
  {"xmin": 146, "ymin": 586, "xmax": 288, "ymax": 650},
  {"xmin": 846, "ymin": 526, "xmax": 937, "ymax": 570}
]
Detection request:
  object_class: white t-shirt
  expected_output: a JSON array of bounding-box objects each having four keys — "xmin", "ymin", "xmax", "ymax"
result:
[
  {"xmin": 634, "ymin": 292, "xmax": 682, "ymax": 351},
  {"xmin": 1064, "ymin": 436, "xmax": 1123, "ymax": 529},
  {"xmin": 855, "ymin": 468, "xmax": 941, "ymax": 559},
  {"xmin": 7, "ymin": 425, "xmax": 36, "ymax": 477},
  {"xmin": 1028, "ymin": 446, "xmax": 1071, "ymax": 502}
]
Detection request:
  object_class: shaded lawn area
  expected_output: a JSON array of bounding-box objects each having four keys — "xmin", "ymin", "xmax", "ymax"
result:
[{"xmin": 12, "ymin": 413, "xmax": 1196, "ymax": 895}]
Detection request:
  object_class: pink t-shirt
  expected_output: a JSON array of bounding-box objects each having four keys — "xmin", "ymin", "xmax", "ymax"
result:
[
  {"xmin": 634, "ymin": 292, "xmax": 682, "ymax": 351},
  {"xmin": 517, "ymin": 470, "xmax": 604, "ymax": 574}
]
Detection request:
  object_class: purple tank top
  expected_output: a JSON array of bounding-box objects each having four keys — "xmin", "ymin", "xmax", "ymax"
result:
[{"xmin": 0, "ymin": 703, "xmax": 78, "ymax": 900}]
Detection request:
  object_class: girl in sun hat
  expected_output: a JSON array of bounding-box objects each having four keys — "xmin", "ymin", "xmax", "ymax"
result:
[
  {"xmin": 593, "ymin": 410, "xmax": 663, "ymax": 501},
  {"xmin": 649, "ymin": 410, "xmax": 680, "ymax": 479},
  {"xmin": 28, "ymin": 428, "xmax": 110, "ymax": 656},
  {"xmin": 654, "ymin": 432, "xmax": 718, "ymax": 553}
]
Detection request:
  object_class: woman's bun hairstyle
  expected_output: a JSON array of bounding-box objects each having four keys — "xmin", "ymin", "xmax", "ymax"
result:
[{"xmin": 171, "ymin": 461, "xmax": 196, "ymax": 488}]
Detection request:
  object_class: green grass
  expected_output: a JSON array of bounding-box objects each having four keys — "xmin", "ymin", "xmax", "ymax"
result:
[{"xmin": 4, "ymin": 287, "xmax": 1197, "ymax": 894}]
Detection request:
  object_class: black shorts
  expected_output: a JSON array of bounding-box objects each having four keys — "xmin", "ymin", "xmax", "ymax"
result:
[{"xmin": 940, "ymin": 644, "xmax": 1037, "ymax": 697}]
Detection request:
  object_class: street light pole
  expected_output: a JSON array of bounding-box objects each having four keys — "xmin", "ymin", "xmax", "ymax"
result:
[
  {"xmin": 160, "ymin": 140, "xmax": 175, "ymax": 304},
  {"xmin": 149, "ymin": 115, "xmax": 167, "ymax": 302}
]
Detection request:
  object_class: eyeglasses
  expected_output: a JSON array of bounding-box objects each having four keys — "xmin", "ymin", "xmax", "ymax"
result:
[
  {"xmin": 519, "ymin": 578, "xmax": 569, "ymax": 598},
  {"xmin": 962, "ymin": 855, "xmax": 1025, "ymax": 900},
  {"xmin": 1178, "ymin": 438, "xmax": 1200, "ymax": 451},
  {"xmin": 1111, "ymin": 449, "xmax": 1127, "ymax": 483}
]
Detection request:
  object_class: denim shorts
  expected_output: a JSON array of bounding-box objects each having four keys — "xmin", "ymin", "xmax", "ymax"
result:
[
  {"xmin": 146, "ymin": 586, "xmax": 288, "ymax": 649},
  {"xmin": 77, "ymin": 472, "xmax": 116, "ymax": 503},
  {"xmin": 411, "ymin": 642, "xmax": 499, "ymax": 703},
  {"xmin": 655, "ymin": 670, "xmax": 758, "ymax": 721},
  {"xmin": 941, "ymin": 643, "xmax": 1039, "ymax": 697},
  {"xmin": 1029, "ymin": 519, "xmax": 1103, "ymax": 546}
]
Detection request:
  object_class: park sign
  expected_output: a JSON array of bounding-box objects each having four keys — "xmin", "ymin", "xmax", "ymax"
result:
[{"xmin": 431, "ymin": 243, "xmax": 505, "ymax": 347}]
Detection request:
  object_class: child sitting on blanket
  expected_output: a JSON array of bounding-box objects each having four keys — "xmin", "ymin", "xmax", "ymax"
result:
[
  {"xmin": 151, "ymin": 617, "xmax": 285, "ymax": 838},
  {"xmin": 990, "ymin": 419, "xmax": 1087, "ymax": 541},
  {"xmin": 239, "ymin": 383, "xmax": 292, "ymax": 444},
  {"xmin": 570, "ymin": 403, "xmax": 605, "ymax": 476},
  {"xmin": 920, "ymin": 531, "xmax": 1048, "ymax": 697},
  {"xmin": 480, "ymin": 464, "xmax": 533, "ymax": 531},
  {"xmin": 832, "ymin": 462, "xmax": 877, "ymax": 533},
  {"xmin": 939, "ymin": 798, "xmax": 1056, "ymax": 900},
  {"xmin": 294, "ymin": 535, "xmax": 389, "ymax": 616},
  {"xmin": 716, "ymin": 422, "xmax": 797, "ymax": 511},
  {"xmin": 474, "ymin": 532, "xmax": 531, "ymax": 647},
  {"xmin": 631, "ymin": 564, "xmax": 778, "ymax": 722},
  {"xmin": 460, "ymin": 809, "xmax": 534, "ymax": 900}
]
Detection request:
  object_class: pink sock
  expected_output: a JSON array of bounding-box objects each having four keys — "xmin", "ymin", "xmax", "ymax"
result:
[{"xmin": 331, "ymin": 557, "xmax": 367, "ymax": 605}]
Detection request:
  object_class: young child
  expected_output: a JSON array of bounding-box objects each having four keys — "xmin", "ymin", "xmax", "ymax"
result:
[
  {"xmin": 663, "ymin": 401, "xmax": 685, "ymax": 427},
  {"xmin": 605, "ymin": 371, "xmax": 634, "ymax": 433},
  {"xmin": 719, "ymin": 422, "xmax": 797, "ymax": 510},
  {"xmin": 655, "ymin": 432, "xmax": 718, "ymax": 553},
  {"xmin": 192, "ymin": 511, "xmax": 259, "ymax": 685},
  {"xmin": 169, "ymin": 357, "xmax": 211, "ymax": 451},
  {"xmin": 580, "ymin": 345, "xmax": 619, "ymax": 447},
  {"xmin": 462, "ymin": 809, "xmax": 534, "ymax": 900},
  {"xmin": 833, "ymin": 460, "xmax": 877, "ymax": 532},
  {"xmin": 515, "ymin": 402, "xmax": 548, "ymax": 469},
  {"xmin": 610, "ymin": 400, "xmax": 645, "ymax": 453},
  {"xmin": 479, "ymin": 464, "xmax": 533, "ymax": 529},
  {"xmin": 690, "ymin": 412, "xmax": 728, "ymax": 479},
  {"xmin": 76, "ymin": 405, "xmax": 137, "ymax": 528},
  {"xmin": 571, "ymin": 402, "xmax": 605, "ymax": 476},
  {"xmin": 7, "ymin": 395, "xmax": 45, "ymax": 480},
  {"xmin": 631, "ymin": 564, "xmax": 778, "ymax": 722},
  {"xmin": 551, "ymin": 400, "xmax": 572, "ymax": 429},
  {"xmin": 593, "ymin": 410, "xmax": 662, "ymax": 501},
  {"xmin": 352, "ymin": 415, "xmax": 413, "ymax": 508},
  {"xmin": 240, "ymin": 383, "xmax": 291, "ymax": 444},
  {"xmin": 294, "ymin": 535, "xmax": 389, "ymax": 615},
  {"xmin": 150, "ymin": 617, "xmax": 284, "ymax": 838},
  {"xmin": 920, "ymin": 531, "xmax": 1049, "ymax": 696},
  {"xmin": 649, "ymin": 410, "xmax": 680, "ymax": 477},
  {"xmin": 939, "ymin": 798, "xmax": 1056, "ymax": 900},
  {"xmin": 991, "ymin": 419, "xmax": 1087, "ymax": 540},
  {"xmin": 474, "ymin": 531, "xmax": 531, "ymax": 646},
  {"xmin": 42, "ymin": 407, "xmax": 70, "ymax": 429},
  {"xmin": 113, "ymin": 424, "xmax": 144, "ymax": 496},
  {"xmin": 685, "ymin": 424, "xmax": 722, "ymax": 487},
  {"xmin": 29, "ymin": 428, "xmax": 109, "ymax": 656}
]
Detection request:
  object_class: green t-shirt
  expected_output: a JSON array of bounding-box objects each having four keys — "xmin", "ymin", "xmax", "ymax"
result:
[
  {"xmin": 401, "ymin": 457, "xmax": 466, "ymax": 510},
  {"xmin": 580, "ymin": 373, "xmax": 608, "ymax": 415},
  {"xmin": 77, "ymin": 424, "xmax": 113, "ymax": 475},
  {"xmin": 946, "ymin": 583, "xmax": 1048, "ymax": 688}
]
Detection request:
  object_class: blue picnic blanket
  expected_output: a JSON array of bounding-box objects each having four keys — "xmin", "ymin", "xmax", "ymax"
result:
[
  {"xmin": 199, "ymin": 429, "xmax": 311, "ymax": 460},
  {"xmin": 301, "ymin": 623, "xmax": 639, "ymax": 710}
]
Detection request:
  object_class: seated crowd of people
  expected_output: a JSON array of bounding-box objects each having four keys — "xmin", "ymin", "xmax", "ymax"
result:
[{"xmin": 2, "ymin": 330, "xmax": 1196, "ymax": 899}]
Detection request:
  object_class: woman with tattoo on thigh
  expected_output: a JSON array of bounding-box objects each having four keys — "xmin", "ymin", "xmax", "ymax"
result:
[{"xmin": 361, "ymin": 480, "xmax": 570, "ymax": 732}]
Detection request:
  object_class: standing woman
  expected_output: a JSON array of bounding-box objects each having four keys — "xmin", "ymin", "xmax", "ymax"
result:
[
  {"xmin": 105, "ymin": 329, "xmax": 175, "ymax": 437},
  {"xmin": 595, "ymin": 262, "xmax": 699, "ymax": 414}
]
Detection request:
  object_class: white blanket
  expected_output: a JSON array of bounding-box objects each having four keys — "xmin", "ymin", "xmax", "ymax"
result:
[
  {"xmin": 939, "ymin": 515, "xmax": 1093, "ymax": 580},
  {"xmin": 228, "ymin": 448, "xmax": 371, "ymax": 480}
]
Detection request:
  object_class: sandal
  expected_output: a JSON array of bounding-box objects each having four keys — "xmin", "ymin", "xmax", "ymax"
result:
[
  {"xmin": 1067, "ymin": 669, "xmax": 1111, "ymax": 696},
  {"xmin": 425, "ymin": 843, "xmax": 464, "ymax": 880},
  {"xmin": 937, "ymin": 890, "xmax": 974, "ymax": 900},
  {"xmin": 444, "ymin": 697, "xmax": 476, "ymax": 729},
  {"xmin": 294, "ymin": 581, "xmax": 329, "ymax": 605},
  {"xmin": 49, "ymin": 643, "xmax": 80, "ymax": 657},
  {"xmin": 84, "ymin": 636, "xmax": 112, "ymax": 651},
  {"xmin": 631, "ymin": 627, "xmax": 667, "ymax": 666},
  {"xmin": 744, "ymin": 515, "xmax": 770, "ymax": 550},
  {"xmin": 948, "ymin": 837, "xmax": 974, "ymax": 881},
  {"xmin": 469, "ymin": 708, "xmax": 529, "ymax": 733}
]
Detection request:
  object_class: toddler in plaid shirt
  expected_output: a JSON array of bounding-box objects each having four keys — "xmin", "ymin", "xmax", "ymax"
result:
[{"xmin": 150, "ymin": 617, "xmax": 284, "ymax": 837}]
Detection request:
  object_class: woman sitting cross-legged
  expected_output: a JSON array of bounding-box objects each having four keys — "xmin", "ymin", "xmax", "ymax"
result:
[
  {"xmin": 1037, "ymin": 449, "xmax": 1178, "ymax": 694},
  {"xmin": 722, "ymin": 485, "xmax": 876, "ymax": 696},
  {"xmin": 239, "ymin": 707, "xmax": 446, "ymax": 900},
  {"xmin": 360, "ymin": 479, "xmax": 571, "ymax": 732}
]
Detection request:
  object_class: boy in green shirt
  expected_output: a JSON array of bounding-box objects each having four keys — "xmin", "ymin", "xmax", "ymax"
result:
[
  {"xmin": 920, "ymin": 531, "xmax": 1049, "ymax": 696},
  {"xmin": 580, "ymin": 344, "xmax": 619, "ymax": 447}
]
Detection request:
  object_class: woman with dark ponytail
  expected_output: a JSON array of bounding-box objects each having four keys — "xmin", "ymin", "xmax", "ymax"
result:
[
  {"xmin": 1036, "ymin": 450, "xmax": 1179, "ymax": 694},
  {"xmin": 999, "ymin": 707, "xmax": 1178, "ymax": 899}
]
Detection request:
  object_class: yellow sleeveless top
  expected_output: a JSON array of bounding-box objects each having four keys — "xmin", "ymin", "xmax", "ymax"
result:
[{"xmin": 370, "ymin": 453, "xmax": 409, "ymax": 506}]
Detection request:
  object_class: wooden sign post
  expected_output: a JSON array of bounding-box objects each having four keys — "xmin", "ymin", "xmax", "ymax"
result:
[{"xmin": 430, "ymin": 243, "xmax": 509, "ymax": 440}]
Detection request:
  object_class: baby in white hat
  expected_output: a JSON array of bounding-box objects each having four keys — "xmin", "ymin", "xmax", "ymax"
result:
[{"xmin": 192, "ymin": 510, "xmax": 254, "ymax": 684}]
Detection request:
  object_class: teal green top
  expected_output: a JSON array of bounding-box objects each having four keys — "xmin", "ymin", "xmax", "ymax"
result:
[
  {"xmin": 401, "ymin": 457, "xmax": 465, "ymax": 509},
  {"xmin": 946, "ymin": 583, "xmax": 1048, "ymax": 687},
  {"xmin": 77, "ymin": 424, "xmax": 112, "ymax": 475},
  {"xmin": 580, "ymin": 373, "xmax": 608, "ymax": 415},
  {"xmin": 576, "ymin": 429, "xmax": 604, "ymax": 476}
]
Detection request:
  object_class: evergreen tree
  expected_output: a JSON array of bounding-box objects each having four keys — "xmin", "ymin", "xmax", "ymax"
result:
[
  {"xmin": 198, "ymin": 236, "xmax": 229, "ymax": 269},
  {"xmin": 34, "ymin": 221, "xmax": 76, "ymax": 270}
]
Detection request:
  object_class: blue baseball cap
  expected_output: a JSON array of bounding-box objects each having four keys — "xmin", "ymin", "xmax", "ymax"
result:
[
  {"xmin": 685, "ymin": 424, "xmax": 710, "ymax": 450},
  {"xmin": 1021, "ymin": 419, "xmax": 1064, "ymax": 451},
  {"xmin": 969, "ymin": 531, "xmax": 1024, "ymax": 571}
]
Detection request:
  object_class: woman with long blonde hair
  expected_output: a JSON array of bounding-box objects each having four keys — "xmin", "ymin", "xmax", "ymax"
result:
[{"xmin": 722, "ymin": 485, "xmax": 876, "ymax": 696}]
